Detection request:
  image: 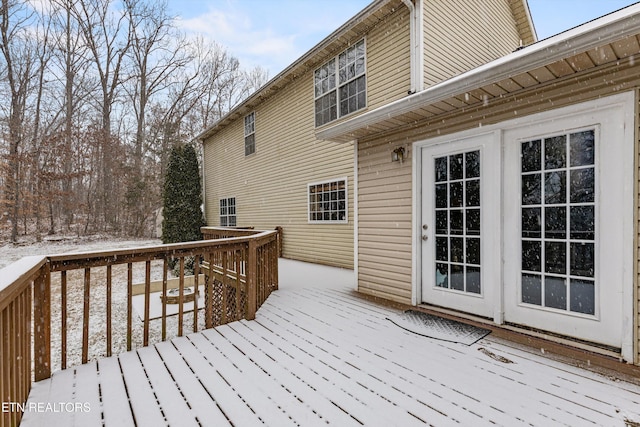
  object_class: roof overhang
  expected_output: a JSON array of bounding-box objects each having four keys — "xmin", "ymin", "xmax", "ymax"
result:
[{"xmin": 317, "ymin": 2, "xmax": 640, "ymax": 143}]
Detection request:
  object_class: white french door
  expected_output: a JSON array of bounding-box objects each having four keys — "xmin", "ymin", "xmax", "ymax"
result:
[
  {"xmin": 502, "ymin": 97, "xmax": 632, "ymax": 349},
  {"xmin": 416, "ymin": 93, "xmax": 633, "ymax": 357},
  {"xmin": 420, "ymin": 132, "xmax": 500, "ymax": 319}
]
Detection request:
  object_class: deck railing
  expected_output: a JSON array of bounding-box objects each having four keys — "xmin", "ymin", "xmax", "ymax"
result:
[{"xmin": 0, "ymin": 227, "xmax": 279, "ymax": 427}]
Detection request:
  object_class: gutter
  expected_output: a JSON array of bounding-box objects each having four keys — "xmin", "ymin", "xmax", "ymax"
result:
[
  {"xmin": 317, "ymin": 3, "xmax": 640, "ymax": 141},
  {"xmin": 400, "ymin": 0, "xmax": 419, "ymax": 93}
]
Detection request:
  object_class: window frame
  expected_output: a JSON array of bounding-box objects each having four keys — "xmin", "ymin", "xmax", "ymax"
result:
[
  {"xmin": 219, "ymin": 197, "xmax": 237, "ymax": 227},
  {"xmin": 307, "ymin": 178, "xmax": 348, "ymax": 224},
  {"xmin": 314, "ymin": 39, "xmax": 366, "ymax": 127},
  {"xmin": 244, "ymin": 112, "xmax": 256, "ymax": 156}
]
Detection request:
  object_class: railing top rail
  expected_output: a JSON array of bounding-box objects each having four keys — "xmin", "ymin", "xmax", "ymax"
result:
[
  {"xmin": 46, "ymin": 230, "xmax": 278, "ymax": 269},
  {"xmin": 0, "ymin": 255, "xmax": 47, "ymax": 311}
]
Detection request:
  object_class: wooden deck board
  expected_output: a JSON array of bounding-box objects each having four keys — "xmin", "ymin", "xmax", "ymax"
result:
[{"xmin": 23, "ymin": 285, "xmax": 640, "ymax": 426}]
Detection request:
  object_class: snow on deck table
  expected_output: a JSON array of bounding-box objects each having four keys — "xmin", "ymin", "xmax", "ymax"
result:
[{"xmin": 22, "ymin": 286, "xmax": 640, "ymax": 426}]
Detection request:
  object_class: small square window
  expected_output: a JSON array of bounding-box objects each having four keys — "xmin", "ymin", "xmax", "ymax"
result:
[{"xmin": 308, "ymin": 179, "xmax": 347, "ymax": 223}]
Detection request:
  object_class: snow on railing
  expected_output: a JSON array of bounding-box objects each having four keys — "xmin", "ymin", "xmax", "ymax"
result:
[{"xmin": 0, "ymin": 228, "xmax": 279, "ymax": 427}]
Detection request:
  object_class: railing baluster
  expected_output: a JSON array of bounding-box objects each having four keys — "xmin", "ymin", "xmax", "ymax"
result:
[
  {"xmin": 162, "ymin": 258, "xmax": 168, "ymax": 341},
  {"xmin": 1, "ymin": 308, "xmax": 8, "ymax": 427},
  {"xmin": 106, "ymin": 265, "xmax": 112, "ymax": 357},
  {"xmin": 246, "ymin": 239, "xmax": 257, "ymax": 320},
  {"xmin": 193, "ymin": 255, "xmax": 199, "ymax": 333},
  {"xmin": 178, "ymin": 257, "xmax": 184, "ymax": 337},
  {"xmin": 143, "ymin": 260, "xmax": 151, "ymax": 347},
  {"xmin": 235, "ymin": 249, "xmax": 241, "ymax": 320},
  {"xmin": 61, "ymin": 271, "xmax": 67, "ymax": 369},
  {"xmin": 221, "ymin": 251, "xmax": 228, "ymax": 324},
  {"xmin": 127, "ymin": 263, "xmax": 133, "ymax": 351},
  {"xmin": 34, "ymin": 263, "xmax": 51, "ymax": 381},
  {"xmin": 205, "ymin": 252, "xmax": 213, "ymax": 329},
  {"xmin": 82, "ymin": 268, "xmax": 91, "ymax": 364}
]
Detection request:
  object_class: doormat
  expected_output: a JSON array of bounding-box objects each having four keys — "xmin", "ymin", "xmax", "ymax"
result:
[{"xmin": 387, "ymin": 310, "xmax": 490, "ymax": 345}]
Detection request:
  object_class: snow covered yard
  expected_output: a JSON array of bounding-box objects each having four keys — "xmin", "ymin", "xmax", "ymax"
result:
[{"xmin": 21, "ymin": 260, "xmax": 640, "ymax": 426}]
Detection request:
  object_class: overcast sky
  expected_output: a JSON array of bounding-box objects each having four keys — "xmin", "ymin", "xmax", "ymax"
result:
[{"xmin": 167, "ymin": 0, "xmax": 639, "ymax": 78}]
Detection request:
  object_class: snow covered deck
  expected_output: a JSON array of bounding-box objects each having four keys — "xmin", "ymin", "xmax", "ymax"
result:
[{"xmin": 22, "ymin": 261, "xmax": 640, "ymax": 426}]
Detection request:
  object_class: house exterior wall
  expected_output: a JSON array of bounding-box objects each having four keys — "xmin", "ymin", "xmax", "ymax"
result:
[
  {"xmin": 202, "ymin": 6, "xmax": 412, "ymax": 269},
  {"xmin": 356, "ymin": 61, "xmax": 640, "ymax": 362},
  {"xmin": 423, "ymin": 0, "xmax": 522, "ymax": 87}
]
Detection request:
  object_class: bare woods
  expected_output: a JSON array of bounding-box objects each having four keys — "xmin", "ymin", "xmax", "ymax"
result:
[{"xmin": 0, "ymin": 0, "xmax": 267, "ymax": 242}]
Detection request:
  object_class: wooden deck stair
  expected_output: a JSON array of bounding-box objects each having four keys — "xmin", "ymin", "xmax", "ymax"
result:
[{"xmin": 23, "ymin": 286, "xmax": 640, "ymax": 426}]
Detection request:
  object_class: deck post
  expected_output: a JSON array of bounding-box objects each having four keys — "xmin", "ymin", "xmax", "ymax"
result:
[
  {"xmin": 33, "ymin": 263, "xmax": 51, "ymax": 381},
  {"xmin": 246, "ymin": 240, "xmax": 258, "ymax": 320}
]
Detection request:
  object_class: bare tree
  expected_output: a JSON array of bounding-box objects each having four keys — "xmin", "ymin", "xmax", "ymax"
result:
[
  {"xmin": 70, "ymin": 0, "xmax": 132, "ymax": 230},
  {"xmin": 0, "ymin": 0, "xmax": 38, "ymax": 242}
]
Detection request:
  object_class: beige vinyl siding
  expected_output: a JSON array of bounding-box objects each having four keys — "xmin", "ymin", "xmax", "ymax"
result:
[
  {"xmin": 203, "ymin": 79, "xmax": 354, "ymax": 268},
  {"xmin": 366, "ymin": 6, "xmax": 411, "ymax": 109},
  {"xmin": 423, "ymin": 0, "xmax": 521, "ymax": 87},
  {"xmin": 203, "ymin": 5, "xmax": 413, "ymax": 270},
  {"xmin": 357, "ymin": 60, "xmax": 640, "ymax": 328},
  {"xmin": 357, "ymin": 141, "xmax": 413, "ymax": 303}
]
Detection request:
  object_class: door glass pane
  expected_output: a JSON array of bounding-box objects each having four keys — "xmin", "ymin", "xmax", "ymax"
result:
[
  {"xmin": 433, "ymin": 150, "xmax": 481, "ymax": 294},
  {"xmin": 520, "ymin": 130, "xmax": 596, "ymax": 314}
]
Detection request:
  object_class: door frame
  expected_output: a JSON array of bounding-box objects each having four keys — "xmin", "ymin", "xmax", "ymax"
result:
[{"xmin": 411, "ymin": 91, "xmax": 635, "ymax": 361}]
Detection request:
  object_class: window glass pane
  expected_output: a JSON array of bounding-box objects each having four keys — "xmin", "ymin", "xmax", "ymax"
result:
[
  {"xmin": 450, "ymin": 237, "xmax": 463, "ymax": 263},
  {"xmin": 466, "ymin": 266, "xmax": 481, "ymax": 294},
  {"xmin": 522, "ymin": 240, "xmax": 541, "ymax": 272},
  {"xmin": 436, "ymin": 237, "xmax": 448, "ymax": 261},
  {"xmin": 522, "ymin": 208, "xmax": 541, "ymax": 238},
  {"xmin": 570, "ymin": 279, "xmax": 595, "ymax": 315},
  {"xmin": 435, "ymin": 157, "xmax": 447, "ymax": 182},
  {"xmin": 545, "ymin": 206, "xmax": 566, "ymax": 239},
  {"xmin": 450, "ymin": 264, "xmax": 464, "ymax": 291},
  {"xmin": 522, "ymin": 274, "xmax": 542, "ymax": 305},
  {"xmin": 570, "ymin": 242, "xmax": 594, "ymax": 277},
  {"xmin": 450, "ymin": 210, "xmax": 463, "ymax": 235},
  {"xmin": 435, "ymin": 184, "xmax": 447, "ymax": 208},
  {"xmin": 521, "ymin": 140, "xmax": 541, "ymax": 172},
  {"xmin": 545, "ymin": 277, "xmax": 567, "ymax": 310},
  {"xmin": 465, "ymin": 150, "xmax": 480, "ymax": 178},
  {"xmin": 466, "ymin": 238, "xmax": 480, "ymax": 265},
  {"xmin": 465, "ymin": 180, "xmax": 480, "ymax": 206},
  {"xmin": 449, "ymin": 182, "xmax": 463, "ymax": 207},
  {"xmin": 466, "ymin": 209, "xmax": 480, "ymax": 235},
  {"xmin": 436, "ymin": 211, "xmax": 448, "ymax": 234},
  {"xmin": 544, "ymin": 171, "xmax": 566, "ymax": 204},
  {"xmin": 436, "ymin": 263, "xmax": 448, "ymax": 288},
  {"xmin": 522, "ymin": 174, "xmax": 541, "ymax": 205},
  {"xmin": 570, "ymin": 130, "xmax": 594, "ymax": 167},
  {"xmin": 545, "ymin": 242, "xmax": 566, "ymax": 274},
  {"xmin": 449, "ymin": 153, "xmax": 463, "ymax": 180},
  {"xmin": 544, "ymin": 135, "xmax": 566, "ymax": 169},
  {"xmin": 570, "ymin": 168, "xmax": 594, "ymax": 203},
  {"xmin": 570, "ymin": 206, "xmax": 594, "ymax": 240}
]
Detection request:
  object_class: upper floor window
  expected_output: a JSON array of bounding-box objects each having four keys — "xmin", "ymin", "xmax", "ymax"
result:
[
  {"xmin": 244, "ymin": 112, "xmax": 255, "ymax": 156},
  {"xmin": 220, "ymin": 197, "xmax": 236, "ymax": 227},
  {"xmin": 314, "ymin": 39, "xmax": 366, "ymax": 127}
]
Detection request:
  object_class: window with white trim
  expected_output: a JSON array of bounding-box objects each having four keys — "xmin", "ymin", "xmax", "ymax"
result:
[
  {"xmin": 314, "ymin": 39, "xmax": 366, "ymax": 127},
  {"xmin": 308, "ymin": 179, "xmax": 347, "ymax": 223},
  {"xmin": 219, "ymin": 197, "xmax": 236, "ymax": 227},
  {"xmin": 244, "ymin": 112, "xmax": 255, "ymax": 156}
]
